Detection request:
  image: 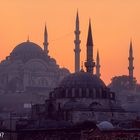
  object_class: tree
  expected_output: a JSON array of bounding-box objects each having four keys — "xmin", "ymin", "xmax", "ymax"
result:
[{"xmin": 109, "ymin": 75, "xmax": 136, "ymax": 92}]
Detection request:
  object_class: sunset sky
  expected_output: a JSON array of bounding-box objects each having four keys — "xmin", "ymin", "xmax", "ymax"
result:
[{"xmin": 0, "ymin": 0, "xmax": 140, "ymax": 84}]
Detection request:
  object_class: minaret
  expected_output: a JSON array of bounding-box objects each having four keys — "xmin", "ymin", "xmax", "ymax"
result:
[
  {"xmin": 84, "ymin": 20, "xmax": 95, "ymax": 74},
  {"xmin": 96, "ymin": 50, "xmax": 101, "ymax": 78},
  {"xmin": 43, "ymin": 25, "xmax": 49, "ymax": 54},
  {"xmin": 74, "ymin": 11, "xmax": 81, "ymax": 72},
  {"xmin": 128, "ymin": 40, "xmax": 134, "ymax": 88}
]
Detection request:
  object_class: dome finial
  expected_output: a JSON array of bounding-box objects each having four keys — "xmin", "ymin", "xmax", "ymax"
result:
[{"xmin": 27, "ymin": 35, "xmax": 30, "ymax": 42}]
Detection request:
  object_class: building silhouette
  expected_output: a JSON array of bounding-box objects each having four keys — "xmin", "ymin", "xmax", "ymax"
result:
[
  {"xmin": 0, "ymin": 12, "xmax": 139, "ymax": 140},
  {"xmin": 0, "ymin": 25, "xmax": 69, "ymax": 112}
]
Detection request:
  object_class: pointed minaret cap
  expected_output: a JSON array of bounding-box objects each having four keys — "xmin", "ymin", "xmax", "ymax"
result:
[
  {"xmin": 44, "ymin": 23, "xmax": 48, "ymax": 43},
  {"xmin": 87, "ymin": 19, "xmax": 93, "ymax": 46},
  {"xmin": 44, "ymin": 23, "xmax": 49, "ymax": 54},
  {"xmin": 130, "ymin": 38, "xmax": 133, "ymax": 52},
  {"xmin": 97, "ymin": 49, "xmax": 99, "ymax": 60},
  {"xmin": 44, "ymin": 24, "xmax": 48, "ymax": 35},
  {"xmin": 76, "ymin": 9, "xmax": 79, "ymax": 22}
]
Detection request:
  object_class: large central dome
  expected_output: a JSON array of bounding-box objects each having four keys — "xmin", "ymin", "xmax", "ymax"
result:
[
  {"xmin": 10, "ymin": 41, "xmax": 45, "ymax": 62},
  {"xmin": 59, "ymin": 71, "xmax": 106, "ymax": 89},
  {"xmin": 12, "ymin": 41, "xmax": 43, "ymax": 53}
]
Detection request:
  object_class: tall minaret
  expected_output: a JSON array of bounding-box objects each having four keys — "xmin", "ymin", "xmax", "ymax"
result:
[
  {"xmin": 84, "ymin": 20, "xmax": 95, "ymax": 74},
  {"xmin": 74, "ymin": 11, "xmax": 81, "ymax": 72},
  {"xmin": 43, "ymin": 25, "xmax": 49, "ymax": 54},
  {"xmin": 128, "ymin": 40, "xmax": 134, "ymax": 87},
  {"xmin": 96, "ymin": 50, "xmax": 101, "ymax": 78}
]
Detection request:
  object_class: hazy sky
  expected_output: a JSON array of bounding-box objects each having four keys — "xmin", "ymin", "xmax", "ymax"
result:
[{"xmin": 0, "ymin": 0, "xmax": 140, "ymax": 84}]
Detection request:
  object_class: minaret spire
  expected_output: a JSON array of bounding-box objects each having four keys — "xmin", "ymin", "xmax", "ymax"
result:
[
  {"xmin": 128, "ymin": 39, "xmax": 134, "ymax": 88},
  {"xmin": 74, "ymin": 10, "xmax": 81, "ymax": 72},
  {"xmin": 84, "ymin": 20, "xmax": 95, "ymax": 74},
  {"xmin": 43, "ymin": 24, "xmax": 49, "ymax": 54},
  {"xmin": 96, "ymin": 50, "xmax": 101, "ymax": 78}
]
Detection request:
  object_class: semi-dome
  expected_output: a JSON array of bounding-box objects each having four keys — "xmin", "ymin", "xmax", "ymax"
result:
[
  {"xmin": 59, "ymin": 71, "xmax": 106, "ymax": 89},
  {"xmin": 10, "ymin": 41, "xmax": 45, "ymax": 62}
]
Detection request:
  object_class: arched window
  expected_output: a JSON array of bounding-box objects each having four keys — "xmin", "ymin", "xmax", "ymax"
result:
[
  {"xmin": 86, "ymin": 88, "xmax": 89, "ymax": 97},
  {"xmin": 96, "ymin": 89, "xmax": 100, "ymax": 98},
  {"xmin": 68, "ymin": 89, "xmax": 72, "ymax": 98},
  {"xmin": 99, "ymin": 88, "xmax": 102, "ymax": 98},
  {"xmin": 79, "ymin": 88, "xmax": 82, "ymax": 97},
  {"xmin": 93, "ymin": 88, "xmax": 96, "ymax": 98},
  {"xmin": 82, "ymin": 89, "xmax": 86, "ymax": 97},
  {"xmin": 65, "ymin": 88, "xmax": 69, "ymax": 97},
  {"xmin": 72, "ymin": 88, "xmax": 75, "ymax": 97}
]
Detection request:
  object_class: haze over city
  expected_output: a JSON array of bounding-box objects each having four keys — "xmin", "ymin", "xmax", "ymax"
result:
[{"xmin": 0, "ymin": 0, "xmax": 140, "ymax": 84}]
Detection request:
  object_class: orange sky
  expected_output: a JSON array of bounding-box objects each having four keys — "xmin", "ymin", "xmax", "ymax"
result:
[{"xmin": 0, "ymin": 0, "xmax": 140, "ymax": 84}]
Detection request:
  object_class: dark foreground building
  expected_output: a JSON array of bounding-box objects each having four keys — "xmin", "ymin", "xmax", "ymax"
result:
[{"xmin": 2, "ymin": 121, "xmax": 140, "ymax": 140}]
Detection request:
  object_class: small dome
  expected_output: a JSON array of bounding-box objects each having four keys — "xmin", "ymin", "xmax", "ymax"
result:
[
  {"xmin": 59, "ymin": 71, "xmax": 106, "ymax": 89},
  {"xmin": 97, "ymin": 121, "xmax": 114, "ymax": 130},
  {"xmin": 10, "ymin": 41, "xmax": 45, "ymax": 62}
]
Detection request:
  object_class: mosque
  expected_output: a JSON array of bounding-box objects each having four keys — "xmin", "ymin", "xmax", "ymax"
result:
[
  {"xmin": 0, "ymin": 10, "xmax": 137, "ymax": 123},
  {"xmin": 109, "ymin": 39, "xmax": 140, "ymax": 113},
  {"xmin": 30, "ymin": 12, "xmax": 137, "ymax": 125},
  {"xmin": 0, "ymin": 26, "xmax": 69, "ymax": 112},
  {"xmin": 0, "ymin": 12, "xmax": 138, "ymax": 140}
]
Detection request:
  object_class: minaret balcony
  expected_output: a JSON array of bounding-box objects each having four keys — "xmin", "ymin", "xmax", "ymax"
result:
[
  {"xmin": 74, "ymin": 30, "xmax": 80, "ymax": 34},
  {"xmin": 85, "ymin": 61, "xmax": 95, "ymax": 67},
  {"xmin": 74, "ymin": 40, "xmax": 81, "ymax": 44}
]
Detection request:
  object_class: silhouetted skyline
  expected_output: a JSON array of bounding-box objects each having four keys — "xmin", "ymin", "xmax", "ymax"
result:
[{"xmin": 0, "ymin": 0, "xmax": 140, "ymax": 84}]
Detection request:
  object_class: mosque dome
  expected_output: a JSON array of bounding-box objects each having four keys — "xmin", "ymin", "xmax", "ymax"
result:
[
  {"xmin": 50, "ymin": 71, "xmax": 114, "ymax": 99},
  {"xmin": 10, "ymin": 41, "xmax": 45, "ymax": 62},
  {"xmin": 59, "ymin": 71, "xmax": 106, "ymax": 89},
  {"xmin": 97, "ymin": 121, "xmax": 114, "ymax": 130}
]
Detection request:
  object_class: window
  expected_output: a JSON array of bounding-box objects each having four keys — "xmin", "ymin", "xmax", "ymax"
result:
[
  {"xmin": 93, "ymin": 88, "xmax": 96, "ymax": 98},
  {"xmin": 79, "ymin": 88, "xmax": 82, "ymax": 97},
  {"xmin": 72, "ymin": 88, "xmax": 75, "ymax": 97},
  {"xmin": 65, "ymin": 88, "xmax": 69, "ymax": 97},
  {"xmin": 86, "ymin": 88, "xmax": 89, "ymax": 97},
  {"xmin": 99, "ymin": 88, "xmax": 102, "ymax": 98}
]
